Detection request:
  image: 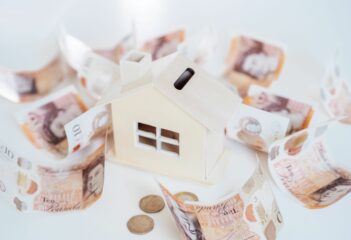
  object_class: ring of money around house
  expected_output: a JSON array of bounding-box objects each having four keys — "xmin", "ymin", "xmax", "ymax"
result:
[
  {"xmin": 139, "ymin": 194, "xmax": 165, "ymax": 213},
  {"xmin": 127, "ymin": 215, "xmax": 154, "ymax": 235}
]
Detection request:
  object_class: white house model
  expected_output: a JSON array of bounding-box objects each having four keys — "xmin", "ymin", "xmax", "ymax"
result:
[{"xmin": 108, "ymin": 51, "xmax": 240, "ymax": 183}]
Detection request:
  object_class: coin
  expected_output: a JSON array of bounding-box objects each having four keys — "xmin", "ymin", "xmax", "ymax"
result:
[
  {"xmin": 174, "ymin": 191, "xmax": 199, "ymax": 202},
  {"xmin": 139, "ymin": 194, "xmax": 165, "ymax": 213},
  {"xmin": 127, "ymin": 215, "xmax": 154, "ymax": 235}
]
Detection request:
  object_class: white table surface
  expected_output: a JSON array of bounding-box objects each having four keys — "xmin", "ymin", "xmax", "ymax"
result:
[{"xmin": 0, "ymin": 0, "xmax": 350, "ymax": 240}]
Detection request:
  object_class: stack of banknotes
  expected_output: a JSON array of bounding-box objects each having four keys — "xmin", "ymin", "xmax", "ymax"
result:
[{"xmin": 0, "ymin": 26, "xmax": 350, "ymax": 240}]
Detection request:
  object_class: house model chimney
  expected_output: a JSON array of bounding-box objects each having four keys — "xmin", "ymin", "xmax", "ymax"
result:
[{"xmin": 120, "ymin": 50, "xmax": 152, "ymax": 85}]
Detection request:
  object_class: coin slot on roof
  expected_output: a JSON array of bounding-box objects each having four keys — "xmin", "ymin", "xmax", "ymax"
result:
[{"xmin": 174, "ymin": 68, "xmax": 195, "ymax": 90}]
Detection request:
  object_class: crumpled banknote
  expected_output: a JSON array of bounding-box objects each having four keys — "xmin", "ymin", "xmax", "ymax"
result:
[
  {"xmin": 0, "ymin": 57, "xmax": 64, "ymax": 102},
  {"xmin": 320, "ymin": 55, "xmax": 351, "ymax": 124},
  {"xmin": 244, "ymin": 86, "xmax": 314, "ymax": 134},
  {"xmin": 2, "ymin": 85, "xmax": 112, "ymax": 212},
  {"xmin": 0, "ymin": 136, "xmax": 105, "ymax": 212},
  {"xmin": 141, "ymin": 29, "xmax": 185, "ymax": 60},
  {"xmin": 160, "ymin": 164, "xmax": 283, "ymax": 240},
  {"xmin": 226, "ymin": 85, "xmax": 313, "ymax": 152},
  {"xmin": 16, "ymin": 86, "xmax": 88, "ymax": 157},
  {"xmin": 224, "ymin": 35, "xmax": 285, "ymax": 97},
  {"xmin": 59, "ymin": 27, "xmax": 136, "ymax": 100},
  {"xmin": 268, "ymin": 122, "xmax": 351, "ymax": 208},
  {"xmin": 226, "ymin": 103, "xmax": 290, "ymax": 152}
]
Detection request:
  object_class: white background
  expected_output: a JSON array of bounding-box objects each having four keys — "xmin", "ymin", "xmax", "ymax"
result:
[{"xmin": 0, "ymin": 0, "xmax": 350, "ymax": 239}]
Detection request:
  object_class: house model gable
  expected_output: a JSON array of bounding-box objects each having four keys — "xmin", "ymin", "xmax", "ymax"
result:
[{"xmin": 108, "ymin": 51, "xmax": 240, "ymax": 183}]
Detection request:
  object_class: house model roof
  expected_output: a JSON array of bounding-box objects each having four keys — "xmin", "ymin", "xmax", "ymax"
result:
[{"xmin": 105, "ymin": 52, "xmax": 241, "ymax": 133}]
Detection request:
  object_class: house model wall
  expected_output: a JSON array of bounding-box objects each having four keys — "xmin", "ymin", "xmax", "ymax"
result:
[{"xmin": 109, "ymin": 51, "xmax": 240, "ymax": 183}]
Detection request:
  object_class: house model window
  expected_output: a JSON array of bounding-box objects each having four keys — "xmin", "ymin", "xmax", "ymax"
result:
[{"xmin": 136, "ymin": 122, "xmax": 180, "ymax": 156}]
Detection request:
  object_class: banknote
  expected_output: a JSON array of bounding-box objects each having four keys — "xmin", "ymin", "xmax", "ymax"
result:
[
  {"xmin": 0, "ymin": 57, "xmax": 63, "ymax": 102},
  {"xmin": 224, "ymin": 35, "xmax": 285, "ymax": 97},
  {"xmin": 180, "ymin": 28, "xmax": 219, "ymax": 66},
  {"xmin": 226, "ymin": 104, "xmax": 289, "ymax": 152},
  {"xmin": 244, "ymin": 86, "xmax": 314, "ymax": 134},
  {"xmin": 59, "ymin": 28, "xmax": 136, "ymax": 67},
  {"xmin": 320, "ymin": 58, "xmax": 351, "ymax": 124},
  {"xmin": 95, "ymin": 30, "xmax": 136, "ymax": 64},
  {"xmin": 59, "ymin": 31, "xmax": 91, "ymax": 71},
  {"xmin": 160, "ymin": 164, "xmax": 283, "ymax": 240},
  {"xmin": 268, "ymin": 123, "xmax": 351, "ymax": 208},
  {"xmin": 59, "ymin": 32, "xmax": 122, "ymax": 99},
  {"xmin": 64, "ymin": 104, "xmax": 111, "ymax": 154},
  {"xmin": 0, "ymin": 137, "xmax": 105, "ymax": 212},
  {"xmin": 141, "ymin": 29, "xmax": 185, "ymax": 60},
  {"xmin": 16, "ymin": 86, "xmax": 88, "ymax": 156},
  {"xmin": 78, "ymin": 52, "xmax": 120, "ymax": 99},
  {"xmin": 160, "ymin": 184, "xmax": 206, "ymax": 240}
]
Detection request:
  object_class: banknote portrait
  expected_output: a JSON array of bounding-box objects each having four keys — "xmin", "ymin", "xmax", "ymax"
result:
[
  {"xmin": 309, "ymin": 177, "xmax": 351, "ymax": 206},
  {"xmin": 83, "ymin": 155, "xmax": 104, "ymax": 199},
  {"xmin": 233, "ymin": 38, "xmax": 280, "ymax": 81},
  {"xmin": 163, "ymin": 192, "xmax": 204, "ymax": 240},
  {"xmin": 225, "ymin": 36, "xmax": 285, "ymax": 97},
  {"xmin": 22, "ymin": 91, "xmax": 87, "ymax": 155},
  {"xmin": 44, "ymin": 102, "xmax": 83, "ymax": 144}
]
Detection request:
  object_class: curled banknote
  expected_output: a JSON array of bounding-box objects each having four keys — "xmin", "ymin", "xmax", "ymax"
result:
[
  {"xmin": 0, "ymin": 137, "xmax": 105, "ymax": 212},
  {"xmin": 224, "ymin": 35, "xmax": 285, "ymax": 97},
  {"xmin": 95, "ymin": 30, "xmax": 136, "ymax": 64},
  {"xmin": 268, "ymin": 123, "xmax": 351, "ymax": 208},
  {"xmin": 160, "ymin": 164, "xmax": 283, "ymax": 240},
  {"xmin": 320, "ymin": 57, "xmax": 351, "ymax": 124},
  {"xmin": 78, "ymin": 52, "xmax": 120, "ymax": 99},
  {"xmin": 64, "ymin": 104, "xmax": 112, "ymax": 154},
  {"xmin": 243, "ymin": 86, "xmax": 314, "ymax": 134},
  {"xmin": 226, "ymin": 103, "xmax": 290, "ymax": 152},
  {"xmin": 0, "ymin": 57, "xmax": 63, "ymax": 102},
  {"xmin": 180, "ymin": 28, "xmax": 219, "ymax": 66},
  {"xmin": 16, "ymin": 86, "xmax": 88, "ymax": 157},
  {"xmin": 59, "ymin": 30, "xmax": 133, "ymax": 99},
  {"xmin": 141, "ymin": 29, "xmax": 185, "ymax": 60}
]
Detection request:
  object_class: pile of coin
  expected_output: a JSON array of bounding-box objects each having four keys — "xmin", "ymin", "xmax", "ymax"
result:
[
  {"xmin": 127, "ymin": 194, "xmax": 165, "ymax": 235},
  {"xmin": 127, "ymin": 191, "xmax": 199, "ymax": 235}
]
